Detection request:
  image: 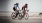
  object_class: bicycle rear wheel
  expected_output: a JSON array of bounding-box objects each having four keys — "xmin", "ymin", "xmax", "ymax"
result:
[{"xmin": 11, "ymin": 12, "xmax": 16, "ymax": 19}]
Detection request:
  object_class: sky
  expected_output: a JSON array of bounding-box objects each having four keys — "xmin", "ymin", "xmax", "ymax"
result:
[{"xmin": 0, "ymin": 0, "xmax": 42, "ymax": 12}]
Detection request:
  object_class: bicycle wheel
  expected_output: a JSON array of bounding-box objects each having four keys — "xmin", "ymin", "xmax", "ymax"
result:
[
  {"xmin": 25, "ymin": 13, "xmax": 29, "ymax": 20},
  {"xmin": 18, "ymin": 14, "xmax": 22, "ymax": 20},
  {"xmin": 11, "ymin": 12, "xmax": 16, "ymax": 19}
]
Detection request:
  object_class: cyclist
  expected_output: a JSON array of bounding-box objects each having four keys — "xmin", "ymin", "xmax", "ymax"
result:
[
  {"xmin": 22, "ymin": 4, "xmax": 28, "ymax": 17},
  {"xmin": 13, "ymin": 3, "xmax": 20, "ymax": 18}
]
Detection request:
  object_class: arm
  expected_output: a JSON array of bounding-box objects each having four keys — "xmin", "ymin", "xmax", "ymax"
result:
[
  {"xmin": 18, "ymin": 5, "xmax": 20, "ymax": 10},
  {"xmin": 26, "ymin": 6, "xmax": 28, "ymax": 10}
]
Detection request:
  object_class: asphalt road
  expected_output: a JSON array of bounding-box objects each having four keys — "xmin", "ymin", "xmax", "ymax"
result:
[{"xmin": 0, "ymin": 12, "xmax": 42, "ymax": 23}]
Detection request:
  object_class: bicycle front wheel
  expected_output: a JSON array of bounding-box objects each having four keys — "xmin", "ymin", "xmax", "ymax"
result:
[{"xmin": 25, "ymin": 13, "xmax": 29, "ymax": 20}]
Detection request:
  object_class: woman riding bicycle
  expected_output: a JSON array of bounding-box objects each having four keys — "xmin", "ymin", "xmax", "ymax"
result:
[
  {"xmin": 22, "ymin": 4, "xmax": 28, "ymax": 17},
  {"xmin": 13, "ymin": 3, "xmax": 20, "ymax": 18}
]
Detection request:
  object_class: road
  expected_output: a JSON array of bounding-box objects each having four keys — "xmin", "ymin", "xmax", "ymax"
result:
[{"xmin": 0, "ymin": 12, "xmax": 42, "ymax": 23}]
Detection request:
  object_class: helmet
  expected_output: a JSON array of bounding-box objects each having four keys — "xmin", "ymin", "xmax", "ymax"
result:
[
  {"xmin": 25, "ymin": 4, "xmax": 28, "ymax": 5},
  {"xmin": 14, "ymin": 3, "xmax": 19, "ymax": 5},
  {"xmin": 16, "ymin": 3, "xmax": 19, "ymax": 4}
]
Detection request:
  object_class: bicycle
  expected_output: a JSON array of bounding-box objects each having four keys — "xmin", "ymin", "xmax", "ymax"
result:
[
  {"xmin": 11, "ymin": 10, "xmax": 20, "ymax": 19},
  {"xmin": 18, "ymin": 10, "xmax": 29, "ymax": 20}
]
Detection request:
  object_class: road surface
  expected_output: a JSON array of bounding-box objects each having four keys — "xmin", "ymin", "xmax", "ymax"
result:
[{"xmin": 0, "ymin": 12, "xmax": 42, "ymax": 23}]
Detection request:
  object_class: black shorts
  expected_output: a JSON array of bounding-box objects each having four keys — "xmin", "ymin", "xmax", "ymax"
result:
[{"xmin": 13, "ymin": 7, "xmax": 16, "ymax": 11}]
